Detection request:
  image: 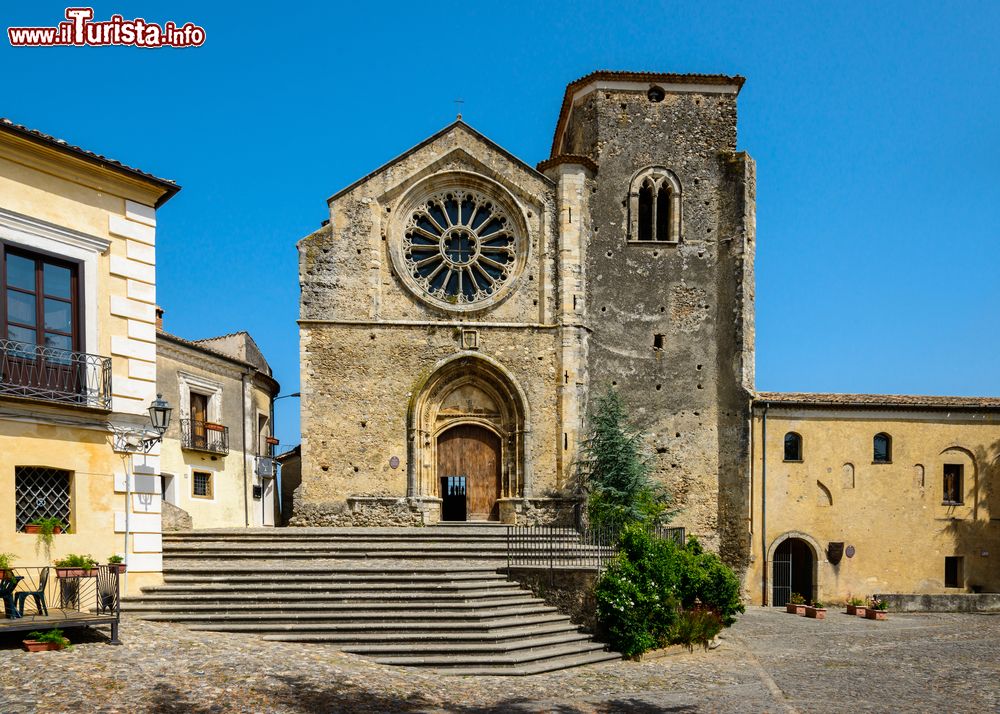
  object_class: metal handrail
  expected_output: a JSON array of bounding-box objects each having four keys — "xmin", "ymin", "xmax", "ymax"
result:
[
  {"xmin": 0, "ymin": 339, "xmax": 112, "ymax": 409},
  {"xmin": 506, "ymin": 523, "xmax": 686, "ymax": 573}
]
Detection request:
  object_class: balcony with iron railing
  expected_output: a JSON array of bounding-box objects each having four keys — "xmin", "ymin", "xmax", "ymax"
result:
[
  {"xmin": 180, "ymin": 418, "xmax": 230, "ymax": 455},
  {"xmin": 0, "ymin": 339, "xmax": 112, "ymax": 410}
]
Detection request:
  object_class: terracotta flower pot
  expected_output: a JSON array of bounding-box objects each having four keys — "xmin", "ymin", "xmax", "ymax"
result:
[
  {"xmin": 0, "ymin": 569, "xmax": 14, "ymax": 580},
  {"xmin": 25, "ymin": 524, "xmax": 62, "ymax": 535},
  {"xmin": 205, "ymin": 422, "xmax": 226, "ymax": 432},
  {"xmin": 805, "ymin": 606, "xmax": 827, "ymax": 619},
  {"xmin": 865, "ymin": 609, "xmax": 888, "ymax": 620},
  {"xmin": 108, "ymin": 563, "xmax": 126, "ymax": 574},
  {"xmin": 56, "ymin": 567, "xmax": 97, "ymax": 578},
  {"xmin": 786, "ymin": 603, "xmax": 806, "ymax": 615},
  {"xmin": 846, "ymin": 605, "xmax": 867, "ymax": 616},
  {"xmin": 23, "ymin": 640, "xmax": 64, "ymax": 652}
]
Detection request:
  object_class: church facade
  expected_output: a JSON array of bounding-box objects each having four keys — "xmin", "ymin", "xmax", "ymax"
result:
[{"xmin": 293, "ymin": 71, "xmax": 1000, "ymax": 603}]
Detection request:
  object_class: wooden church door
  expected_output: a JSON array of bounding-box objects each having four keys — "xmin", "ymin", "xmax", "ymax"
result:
[{"xmin": 437, "ymin": 425, "xmax": 501, "ymax": 521}]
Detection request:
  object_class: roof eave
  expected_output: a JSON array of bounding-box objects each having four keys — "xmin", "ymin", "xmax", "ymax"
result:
[{"xmin": 0, "ymin": 119, "xmax": 180, "ymax": 207}]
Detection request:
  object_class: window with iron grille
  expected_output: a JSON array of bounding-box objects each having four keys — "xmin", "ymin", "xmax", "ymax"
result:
[
  {"xmin": 192, "ymin": 470, "xmax": 213, "ymax": 499},
  {"xmin": 15, "ymin": 466, "xmax": 71, "ymax": 531}
]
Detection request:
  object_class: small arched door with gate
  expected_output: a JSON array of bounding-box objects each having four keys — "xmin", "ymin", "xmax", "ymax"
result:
[
  {"xmin": 436, "ymin": 424, "xmax": 501, "ymax": 521},
  {"xmin": 772, "ymin": 537, "xmax": 816, "ymax": 606}
]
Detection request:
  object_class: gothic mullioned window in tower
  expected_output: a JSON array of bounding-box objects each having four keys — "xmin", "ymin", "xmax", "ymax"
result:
[
  {"xmin": 628, "ymin": 167, "xmax": 682, "ymax": 243},
  {"xmin": 391, "ymin": 173, "xmax": 529, "ymax": 312}
]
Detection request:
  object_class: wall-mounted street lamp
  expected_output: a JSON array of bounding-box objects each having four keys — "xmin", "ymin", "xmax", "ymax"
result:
[{"xmin": 111, "ymin": 394, "xmax": 173, "ymax": 453}]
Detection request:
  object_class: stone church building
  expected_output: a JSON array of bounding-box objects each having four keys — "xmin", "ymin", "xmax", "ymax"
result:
[{"xmin": 293, "ymin": 71, "xmax": 1000, "ymax": 604}]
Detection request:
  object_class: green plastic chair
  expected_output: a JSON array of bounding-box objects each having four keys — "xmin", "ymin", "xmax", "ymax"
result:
[{"xmin": 15, "ymin": 568, "xmax": 48, "ymax": 616}]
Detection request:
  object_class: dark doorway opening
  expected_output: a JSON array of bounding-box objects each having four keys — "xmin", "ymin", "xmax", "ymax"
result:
[
  {"xmin": 440, "ymin": 476, "xmax": 467, "ymax": 521},
  {"xmin": 772, "ymin": 537, "xmax": 816, "ymax": 606}
]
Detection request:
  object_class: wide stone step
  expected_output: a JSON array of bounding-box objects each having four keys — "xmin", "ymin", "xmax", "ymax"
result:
[
  {"xmin": 163, "ymin": 559, "xmax": 504, "ymax": 582},
  {"xmin": 129, "ymin": 589, "xmax": 527, "ymax": 602},
  {"xmin": 137, "ymin": 584, "xmax": 526, "ymax": 598},
  {"xmin": 431, "ymin": 649, "xmax": 621, "ymax": 677},
  {"xmin": 122, "ymin": 596, "xmax": 539, "ymax": 611},
  {"xmin": 162, "ymin": 537, "xmax": 585, "ymax": 548},
  {"xmin": 124, "ymin": 603, "xmax": 558, "ymax": 620},
  {"xmin": 161, "ymin": 550, "xmax": 514, "ymax": 561},
  {"xmin": 370, "ymin": 640, "xmax": 610, "ymax": 668},
  {"xmin": 142, "ymin": 577, "xmax": 519, "ymax": 595},
  {"xmin": 342, "ymin": 631, "xmax": 593, "ymax": 655},
  {"xmin": 183, "ymin": 612, "xmax": 571, "ymax": 631},
  {"xmin": 261, "ymin": 621, "xmax": 582, "ymax": 644}
]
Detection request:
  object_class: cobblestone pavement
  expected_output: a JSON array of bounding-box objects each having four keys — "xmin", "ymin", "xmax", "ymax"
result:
[{"xmin": 1, "ymin": 607, "xmax": 998, "ymax": 713}]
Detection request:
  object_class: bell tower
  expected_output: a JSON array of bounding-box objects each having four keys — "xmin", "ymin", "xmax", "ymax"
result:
[{"xmin": 550, "ymin": 71, "xmax": 756, "ymax": 566}]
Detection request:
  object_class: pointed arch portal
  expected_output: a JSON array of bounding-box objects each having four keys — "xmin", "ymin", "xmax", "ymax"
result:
[{"xmin": 407, "ymin": 353, "xmax": 528, "ymax": 521}]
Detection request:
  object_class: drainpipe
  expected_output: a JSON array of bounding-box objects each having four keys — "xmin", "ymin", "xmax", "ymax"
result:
[
  {"xmin": 271, "ymin": 392, "xmax": 281, "ymax": 523},
  {"xmin": 241, "ymin": 370, "xmax": 250, "ymax": 527},
  {"xmin": 123, "ymin": 452, "xmax": 132, "ymax": 595},
  {"xmin": 761, "ymin": 402, "xmax": 768, "ymax": 605}
]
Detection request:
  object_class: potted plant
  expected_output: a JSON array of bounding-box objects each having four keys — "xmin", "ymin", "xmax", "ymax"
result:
[
  {"xmin": 107, "ymin": 554, "xmax": 126, "ymax": 574},
  {"xmin": 805, "ymin": 600, "xmax": 827, "ymax": 619},
  {"xmin": 54, "ymin": 553, "xmax": 98, "ymax": 578},
  {"xmin": 26, "ymin": 517, "xmax": 64, "ymax": 560},
  {"xmin": 786, "ymin": 592, "xmax": 807, "ymax": 615},
  {"xmin": 846, "ymin": 597, "xmax": 867, "ymax": 617},
  {"xmin": 0, "ymin": 552, "xmax": 16, "ymax": 580},
  {"xmin": 22, "ymin": 628, "xmax": 70, "ymax": 652},
  {"xmin": 865, "ymin": 596, "xmax": 888, "ymax": 620}
]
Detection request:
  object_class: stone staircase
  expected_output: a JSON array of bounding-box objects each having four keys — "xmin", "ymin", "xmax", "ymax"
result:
[{"xmin": 123, "ymin": 524, "xmax": 619, "ymax": 675}]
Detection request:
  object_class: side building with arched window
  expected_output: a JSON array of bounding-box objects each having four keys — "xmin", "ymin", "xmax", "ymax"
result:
[{"xmin": 750, "ymin": 393, "xmax": 1000, "ymax": 605}]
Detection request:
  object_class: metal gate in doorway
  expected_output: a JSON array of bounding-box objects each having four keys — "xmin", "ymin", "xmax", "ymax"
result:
[{"xmin": 772, "ymin": 551, "xmax": 792, "ymax": 606}]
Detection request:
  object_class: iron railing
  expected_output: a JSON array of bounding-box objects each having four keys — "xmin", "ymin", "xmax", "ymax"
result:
[
  {"xmin": 0, "ymin": 564, "xmax": 121, "ymax": 643},
  {"xmin": 507, "ymin": 523, "xmax": 686, "ymax": 573},
  {"xmin": 0, "ymin": 339, "xmax": 112, "ymax": 409},
  {"xmin": 181, "ymin": 418, "xmax": 230, "ymax": 455}
]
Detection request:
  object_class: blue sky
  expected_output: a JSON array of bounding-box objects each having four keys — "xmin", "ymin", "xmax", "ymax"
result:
[{"xmin": 3, "ymin": 1, "xmax": 998, "ymax": 446}]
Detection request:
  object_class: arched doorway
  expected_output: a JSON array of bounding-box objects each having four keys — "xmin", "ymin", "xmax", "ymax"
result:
[
  {"xmin": 772, "ymin": 537, "xmax": 816, "ymax": 606},
  {"xmin": 408, "ymin": 353, "xmax": 528, "ymax": 522},
  {"xmin": 437, "ymin": 424, "xmax": 501, "ymax": 521}
]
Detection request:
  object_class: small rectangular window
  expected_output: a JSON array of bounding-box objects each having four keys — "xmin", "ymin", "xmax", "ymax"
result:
[
  {"xmin": 944, "ymin": 556, "xmax": 963, "ymax": 588},
  {"xmin": 653, "ymin": 334, "xmax": 665, "ymax": 350},
  {"xmin": 192, "ymin": 471, "xmax": 213, "ymax": 499},
  {"xmin": 943, "ymin": 464, "xmax": 963, "ymax": 504}
]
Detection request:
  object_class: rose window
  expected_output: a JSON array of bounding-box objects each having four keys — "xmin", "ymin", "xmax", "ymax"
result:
[{"xmin": 402, "ymin": 191, "xmax": 517, "ymax": 305}]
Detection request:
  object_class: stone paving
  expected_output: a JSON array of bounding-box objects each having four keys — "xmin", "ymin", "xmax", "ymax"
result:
[{"xmin": 1, "ymin": 607, "xmax": 999, "ymax": 713}]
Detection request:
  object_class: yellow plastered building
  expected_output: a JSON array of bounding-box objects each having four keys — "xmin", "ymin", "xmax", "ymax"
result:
[
  {"xmin": 0, "ymin": 118, "xmax": 177, "ymax": 595},
  {"xmin": 748, "ymin": 393, "xmax": 1000, "ymax": 605}
]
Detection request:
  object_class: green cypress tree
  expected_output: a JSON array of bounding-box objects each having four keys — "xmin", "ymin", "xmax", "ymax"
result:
[{"xmin": 578, "ymin": 387, "xmax": 672, "ymax": 529}]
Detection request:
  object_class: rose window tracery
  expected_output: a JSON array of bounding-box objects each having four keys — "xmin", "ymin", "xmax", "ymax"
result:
[{"xmin": 402, "ymin": 190, "xmax": 517, "ymax": 305}]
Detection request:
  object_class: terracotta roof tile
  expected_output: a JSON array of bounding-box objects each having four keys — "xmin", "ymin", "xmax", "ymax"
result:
[
  {"xmin": 755, "ymin": 392, "xmax": 1000, "ymax": 410},
  {"xmin": 0, "ymin": 117, "xmax": 179, "ymax": 206},
  {"xmin": 536, "ymin": 154, "xmax": 598, "ymax": 174},
  {"xmin": 550, "ymin": 70, "xmax": 746, "ymax": 157}
]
